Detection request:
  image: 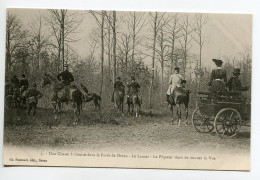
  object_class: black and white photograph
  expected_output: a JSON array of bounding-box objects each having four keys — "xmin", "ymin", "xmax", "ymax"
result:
[{"xmin": 2, "ymin": 8, "xmax": 252, "ymax": 170}]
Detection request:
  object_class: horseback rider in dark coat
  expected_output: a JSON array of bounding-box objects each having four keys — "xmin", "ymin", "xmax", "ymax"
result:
[
  {"xmin": 111, "ymin": 77, "xmax": 125, "ymax": 102},
  {"xmin": 127, "ymin": 76, "xmax": 140, "ymax": 97},
  {"xmin": 57, "ymin": 64, "xmax": 74, "ymax": 86}
]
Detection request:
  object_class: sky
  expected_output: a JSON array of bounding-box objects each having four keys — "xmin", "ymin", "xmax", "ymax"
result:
[{"xmin": 8, "ymin": 8, "xmax": 252, "ymax": 69}]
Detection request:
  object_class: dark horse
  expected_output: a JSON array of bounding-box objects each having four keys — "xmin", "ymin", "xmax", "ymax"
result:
[
  {"xmin": 114, "ymin": 87, "xmax": 125, "ymax": 114},
  {"xmin": 127, "ymin": 93, "xmax": 142, "ymax": 117},
  {"xmin": 168, "ymin": 87, "xmax": 191, "ymax": 126},
  {"xmin": 41, "ymin": 74, "xmax": 82, "ymax": 126},
  {"xmin": 80, "ymin": 83, "xmax": 101, "ymax": 110}
]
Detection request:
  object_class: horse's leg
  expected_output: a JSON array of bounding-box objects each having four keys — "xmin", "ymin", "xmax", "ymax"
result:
[
  {"xmin": 176, "ymin": 104, "xmax": 181, "ymax": 127},
  {"xmin": 170, "ymin": 105, "xmax": 174, "ymax": 125},
  {"xmin": 185, "ymin": 105, "xmax": 188, "ymax": 126},
  {"xmin": 72, "ymin": 101, "xmax": 78, "ymax": 126}
]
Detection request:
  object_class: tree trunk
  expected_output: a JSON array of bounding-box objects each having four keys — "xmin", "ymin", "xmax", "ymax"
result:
[
  {"xmin": 100, "ymin": 11, "xmax": 105, "ymax": 96},
  {"xmin": 61, "ymin": 10, "xmax": 65, "ymax": 71},
  {"xmin": 131, "ymin": 12, "xmax": 136, "ymax": 74},
  {"xmin": 112, "ymin": 11, "xmax": 117, "ymax": 84},
  {"xmin": 149, "ymin": 12, "xmax": 158, "ymax": 112}
]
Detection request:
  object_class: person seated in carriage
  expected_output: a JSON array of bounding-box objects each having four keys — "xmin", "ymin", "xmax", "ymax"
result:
[
  {"xmin": 111, "ymin": 77, "xmax": 125, "ymax": 102},
  {"xmin": 166, "ymin": 67, "xmax": 183, "ymax": 105},
  {"xmin": 227, "ymin": 68, "xmax": 249, "ymax": 97},
  {"xmin": 209, "ymin": 59, "xmax": 227, "ymax": 97},
  {"xmin": 57, "ymin": 64, "xmax": 74, "ymax": 87}
]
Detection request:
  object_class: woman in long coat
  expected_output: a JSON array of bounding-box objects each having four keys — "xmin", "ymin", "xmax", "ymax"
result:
[{"xmin": 209, "ymin": 59, "xmax": 227, "ymax": 97}]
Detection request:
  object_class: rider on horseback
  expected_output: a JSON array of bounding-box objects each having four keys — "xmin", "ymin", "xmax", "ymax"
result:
[
  {"xmin": 166, "ymin": 67, "xmax": 183, "ymax": 105},
  {"xmin": 127, "ymin": 76, "xmax": 140, "ymax": 98},
  {"xmin": 57, "ymin": 64, "xmax": 74, "ymax": 86},
  {"xmin": 111, "ymin": 77, "xmax": 125, "ymax": 102}
]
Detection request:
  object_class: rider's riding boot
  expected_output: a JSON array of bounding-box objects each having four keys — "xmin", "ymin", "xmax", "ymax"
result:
[{"xmin": 166, "ymin": 94, "xmax": 170, "ymax": 104}]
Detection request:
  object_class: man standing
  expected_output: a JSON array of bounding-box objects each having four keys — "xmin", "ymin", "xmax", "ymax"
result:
[
  {"xmin": 27, "ymin": 83, "xmax": 43, "ymax": 116},
  {"xmin": 111, "ymin": 77, "xmax": 125, "ymax": 102},
  {"xmin": 57, "ymin": 64, "xmax": 74, "ymax": 86},
  {"xmin": 166, "ymin": 67, "xmax": 183, "ymax": 104}
]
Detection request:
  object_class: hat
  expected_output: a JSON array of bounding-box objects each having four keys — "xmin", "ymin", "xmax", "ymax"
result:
[
  {"xmin": 131, "ymin": 76, "xmax": 135, "ymax": 80},
  {"xmin": 212, "ymin": 59, "xmax": 223, "ymax": 64},
  {"xmin": 33, "ymin": 83, "xmax": 37, "ymax": 87},
  {"xmin": 174, "ymin": 67, "xmax": 180, "ymax": 71},
  {"xmin": 233, "ymin": 68, "xmax": 240, "ymax": 75},
  {"xmin": 117, "ymin": 77, "xmax": 121, "ymax": 80},
  {"xmin": 22, "ymin": 74, "xmax": 25, "ymax": 77}
]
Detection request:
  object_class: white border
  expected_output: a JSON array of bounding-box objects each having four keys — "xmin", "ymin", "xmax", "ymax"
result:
[{"xmin": 0, "ymin": 0, "xmax": 260, "ymax": 179}]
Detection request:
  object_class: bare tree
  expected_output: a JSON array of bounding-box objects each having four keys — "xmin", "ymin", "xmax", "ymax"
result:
[
  {"xmin": 6, "ymin": 13, "xmax": 27, "ymax": 76},
  {"xmin": 179, "ymin": 15, "xmax": 193, "ymax": 78},
  {"xmin": 148, "ymin": 12, "xmax": 166, "ymax": 112},
  {"xmin": 156, "ymin": 25, "xmax": 170, "ymax": 99},
  {"xmin": 89, "ymin": 10, "xmax": 105, "ymax": 95},
  {"xmin": 47, "ymin": 9, "xmax": 82, "ymax": 71},
  {"xmin": 117, "ymin": 33, "xmax": 132, "ymax": 76},
  {"xmin": 165, "ymin": 13, "xmax": 181, "ymax": 73},
  {"xmin": 193, "ymin": 14, "xmax": 208, "ymax": 70},
  {"xmin": 105, "ymin": 11, "xmax": 117, "ymax": 83},
  {"xmin": 128, "ymin": 12, "xmax": 146, "ymax": 73}
]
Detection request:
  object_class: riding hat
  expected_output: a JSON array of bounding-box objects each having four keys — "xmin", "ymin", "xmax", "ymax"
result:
[
  {"xmin": 117, "ymin": 77, "xmax": 121, "ymax": 80},
  {"xmin": 212, "ymin": 59, "xmax": 223, "ymax": 65},
  {"xmin": 33, "ymin": 83, "xmax": 37, "ymax": 87},
  {"xmin": 174, "ymin": 67, "xmax": 180, "ymax": 71},
  {"xmin": 131, "ymin": 76, "xmax": 135, "ymax": 80},
  {"xmin": 22, "ymin": 74, "xmax": 25, "ymax": 78},
  {"xmin": 233, "ymin": 68, "xmax": 241, "ymax": 75}
]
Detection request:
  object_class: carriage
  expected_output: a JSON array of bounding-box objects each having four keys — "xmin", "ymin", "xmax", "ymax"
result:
[{"xmin": 191, "ymin": 91, "xmax": 251, "ymax": 138}]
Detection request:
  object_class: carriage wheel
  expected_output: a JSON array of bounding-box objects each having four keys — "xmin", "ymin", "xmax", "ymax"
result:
[
  {"xmin": 214, "ymin": 108, "xmax": 242, "ymax": 138},
  {"xmin": 5, "ymin": 95, "xmax": 16, "ymax": 109},
  {"xmin": 192, "ymin": 107, "xmax": 214, "ymax": 133}
]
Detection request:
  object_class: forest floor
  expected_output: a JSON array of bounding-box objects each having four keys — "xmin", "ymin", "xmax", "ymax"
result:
[{"xmin": 3, "ymin": 102, "xmax": 250, "ymax": 155}]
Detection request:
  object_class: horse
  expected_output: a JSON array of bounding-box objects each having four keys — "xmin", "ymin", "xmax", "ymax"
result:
[
  {"xmin": 127, "ymin": 93, "xmax": 142, "ymax": 117},
  {"xmin": 41, "ymin": 74, "xmax": 82, "ymax": 126},
  {"xmin": 168, "ymin": 87, "xmax": 191, "ymax": 126},
  {"xmin": 80, "ymin": 84, "xmax": 101, "ymax": 110},
  {"xmin": 114, "ymin": 87, "xmax": 125, "ymax": 114}
]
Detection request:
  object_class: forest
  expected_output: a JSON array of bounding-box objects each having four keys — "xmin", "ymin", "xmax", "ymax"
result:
[{"xmin": 5, "ymin": 9, "xmax": 252, "ymax": 111}]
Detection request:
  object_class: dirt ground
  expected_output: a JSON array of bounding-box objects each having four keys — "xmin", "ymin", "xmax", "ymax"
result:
[{"xmin": 3, "ymin": 104, "xmax": 250, "ymax": 155}]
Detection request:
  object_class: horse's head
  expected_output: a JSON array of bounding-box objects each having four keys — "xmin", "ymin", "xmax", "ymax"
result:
[{"xmin": 41, "ymin": 74, "xmax": 51, "ymax": 88}]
